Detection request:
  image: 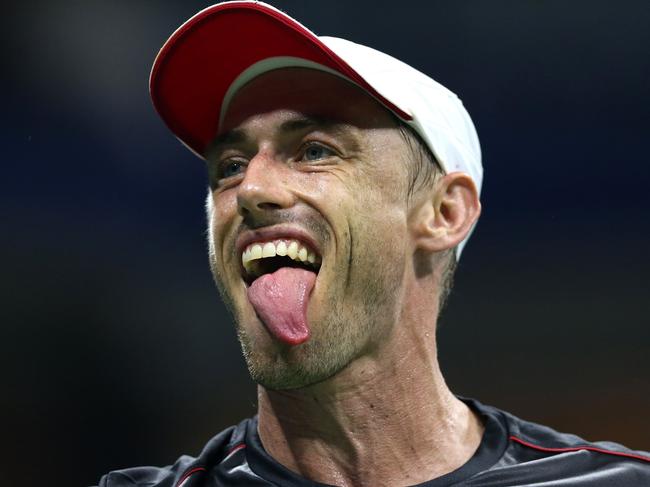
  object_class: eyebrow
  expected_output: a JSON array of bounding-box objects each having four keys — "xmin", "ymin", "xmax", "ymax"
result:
[
  {"xmin": 206, "ymin": 115, "xmax": 355, "ymax": 159},
  {"xmin": 278, "ymin": 116, "xmax": 338, "ymax": 133},
  {"xmin": 206, "ymin": 129, "xmax": 248, "ymax": 157}
]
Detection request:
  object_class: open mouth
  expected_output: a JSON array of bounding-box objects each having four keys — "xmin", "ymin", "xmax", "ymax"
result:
[{"xmin": 241, "ymin": 239, "xmax": 322, "ymax": 286}]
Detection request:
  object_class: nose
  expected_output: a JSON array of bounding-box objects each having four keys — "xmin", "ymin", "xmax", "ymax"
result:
[{"xmin": 236, "ymin": 152, "xmax": 295, "ymax": 218}]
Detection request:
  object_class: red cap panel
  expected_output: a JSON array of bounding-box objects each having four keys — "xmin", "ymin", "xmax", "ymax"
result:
[{"xmin": 150, "ymin": 3, "xmax": 366, "ymax": 156}]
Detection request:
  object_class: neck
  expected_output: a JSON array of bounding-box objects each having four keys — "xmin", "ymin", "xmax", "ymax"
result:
[{"xmin": 257, "ymin": 324, "xmax": 484, "ymax": 486}]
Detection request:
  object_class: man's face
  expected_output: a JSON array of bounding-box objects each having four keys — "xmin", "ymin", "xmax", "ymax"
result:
[{"xmin": 207, "ymin": 68, "xmax": 415, "ymax": 390}]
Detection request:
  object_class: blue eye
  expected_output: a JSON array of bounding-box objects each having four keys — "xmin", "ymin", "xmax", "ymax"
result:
[
  {"xmin": 221, "ymin": 161, "xmax": 244, "ymax": 178},
  {"xmin": 302, "ymin": 144, "xmax": 334, "ymax": 161}
]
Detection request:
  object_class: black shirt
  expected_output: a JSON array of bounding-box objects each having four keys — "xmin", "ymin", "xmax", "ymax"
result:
[{"xmin": 96, "ymin": 398, "xmax": 650, "ymax": 486}]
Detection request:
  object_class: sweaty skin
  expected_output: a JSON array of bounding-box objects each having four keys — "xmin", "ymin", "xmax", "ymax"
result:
[{"xmin": 207, "ymin": 69, "xmax": 483, "ymax": 487}]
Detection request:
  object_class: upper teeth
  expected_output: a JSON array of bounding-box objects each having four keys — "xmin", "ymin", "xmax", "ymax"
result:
[{"xmin": 242, "ymin": 239, "xmax": 320, "ymax": 273}]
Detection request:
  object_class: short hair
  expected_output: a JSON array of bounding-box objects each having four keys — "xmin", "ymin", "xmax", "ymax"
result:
[{"xmin": 396, "ymin": 119, "xmax": 457, "ymax": 312}]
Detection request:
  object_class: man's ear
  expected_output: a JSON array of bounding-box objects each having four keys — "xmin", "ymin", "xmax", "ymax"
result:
[{"xmin": 409, "ymin": 172, "xmax": 481, "ymax": 253}]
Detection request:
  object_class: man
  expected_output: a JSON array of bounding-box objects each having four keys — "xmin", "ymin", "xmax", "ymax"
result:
[{"xmin": 98, "ymin": 2, "xmax": 649, "ymax": 486}]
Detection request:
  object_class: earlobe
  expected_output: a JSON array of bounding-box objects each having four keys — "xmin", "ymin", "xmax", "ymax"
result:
[{"xmin": 411, "ymin": 172, "xmax": 481, "ymax": 253}]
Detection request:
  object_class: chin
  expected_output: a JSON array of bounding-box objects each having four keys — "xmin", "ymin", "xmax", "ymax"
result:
[{"xmin": 237, "ymin": 322, "xmax": 352, "ymax": 391}]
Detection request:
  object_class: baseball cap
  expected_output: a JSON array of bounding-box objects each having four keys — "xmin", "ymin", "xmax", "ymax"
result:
[{"xmin": 150, "ymin": 1, "xmax": 482, "ymax": 258}]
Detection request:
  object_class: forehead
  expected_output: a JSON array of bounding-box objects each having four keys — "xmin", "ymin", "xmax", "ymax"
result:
[{"xmin": 220, "ymin": 68, "xmax": 397, "ymax": 134}]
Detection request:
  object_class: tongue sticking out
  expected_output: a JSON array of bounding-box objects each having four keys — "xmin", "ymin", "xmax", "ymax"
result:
[{"xmin": 247, "ymin": 267, "xmax": 316, "ymax": 345}]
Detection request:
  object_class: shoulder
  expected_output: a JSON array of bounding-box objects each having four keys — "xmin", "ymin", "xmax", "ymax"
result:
[
  {"xmin": 95, "ymin": 418, "xmax": 252, "ymax": 487},
  {"xmin": 502, "ymin": 405, "xmax": 650, "ymax": 464},
  {"xmin": 475, "ymin": 400, "xmax": 650, "ymax": 485}
]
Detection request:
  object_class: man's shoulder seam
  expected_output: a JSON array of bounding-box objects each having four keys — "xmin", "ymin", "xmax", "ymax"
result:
[{"xmin": 509, "ymin": 435, "xmax": 650, "ymax": 464}]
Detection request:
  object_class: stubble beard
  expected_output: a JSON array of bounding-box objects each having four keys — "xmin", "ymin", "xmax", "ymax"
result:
[{"xmin": 208, "ymin": 233, "xmax": 405, "ymax": 392}]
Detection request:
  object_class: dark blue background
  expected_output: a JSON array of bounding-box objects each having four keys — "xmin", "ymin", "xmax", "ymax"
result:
[{"xmin": 3, "ymin": 1, "xmax": 649, "ymax": 486}]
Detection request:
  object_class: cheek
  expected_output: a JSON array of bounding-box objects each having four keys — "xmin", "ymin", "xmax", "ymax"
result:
[
  {"xmin": 347, "ymin": 189, "xmax": 409, "ymax": 267},
  {"xmin": 211, "ymin": 191, "xmax": 238, "ymax": 226},
  {"xmin": 348, "ymin": 168, "xmax": 408, "ymax": 225},
  {"xmin": 209, "ymin": 192, "xmax": 240, "ymax": 260},
  {"xmin": 358, "ymin": 209, "xmax": 408, "ymax": 259},
  {"xmin": 324, "ymin": 159, "xmax": 409, "ymax": 253},
  {"xmin": 347, "ymin": 165, "xmax": 410, "ymax": 211}
]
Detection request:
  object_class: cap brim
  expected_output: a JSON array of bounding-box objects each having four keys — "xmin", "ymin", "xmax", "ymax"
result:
[{"xmin": 149, "ymin": 1, "xmax": 410, "ymax": 158}]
